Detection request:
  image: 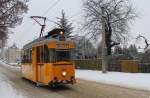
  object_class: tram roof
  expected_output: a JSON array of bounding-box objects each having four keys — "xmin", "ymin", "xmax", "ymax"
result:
[{"xmin": 23, "ymin": 28, "xmax": 73, "ymax": 49}]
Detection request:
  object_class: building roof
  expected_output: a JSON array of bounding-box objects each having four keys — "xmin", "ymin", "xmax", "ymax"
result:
[{"xmin": 10, "ymin": 44, "xmax": 18, "ymax": 49}]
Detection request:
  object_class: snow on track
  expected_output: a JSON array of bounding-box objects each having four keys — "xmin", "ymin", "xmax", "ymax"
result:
[{"xmin": 76, "ymin": 69, "xmax": 150, "ymax": 91}]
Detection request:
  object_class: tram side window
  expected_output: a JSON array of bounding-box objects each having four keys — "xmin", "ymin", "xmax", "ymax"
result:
[
  {"xmin": 41, "ymin": 46, "xmax": 44, "ymax": 63},
  {"xmin": 27, "ymin": 50, "xmax": 29, "ymax": 63},
  {"xmin": 36, "ymin": 47, "xmax": 40, "ymax": 63},
  {"xmin": 44, "ymin": 45, "xmax": 49, "ymax": 63},
  {"xmin": 29, "ymin": 49, "xmax": 32, "ymax": 63},
  {"xmin": 22, "ymin": 49, "xmax": 32, "ymax": 63},
  {"xmin": 25, "ymin": 50, "xmax": 28, "ymax": 63},
  {"xmin": 22, "ymin": 50, "xmax": 26, "ymax": 63}
]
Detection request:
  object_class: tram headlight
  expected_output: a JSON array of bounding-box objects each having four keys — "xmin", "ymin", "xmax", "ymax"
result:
[
  {"xmin": 62, "ymin": 71, "xmax": 67, "ymax": 76},
  {"xmin": 60, "ymin": 31, "xmax": 64, "ymax": 35}
]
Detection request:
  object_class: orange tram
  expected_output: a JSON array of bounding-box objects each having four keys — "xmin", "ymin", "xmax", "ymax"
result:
[{"xmin": 21, "ymin": 28, "xmax": 76, "ymax": 86}]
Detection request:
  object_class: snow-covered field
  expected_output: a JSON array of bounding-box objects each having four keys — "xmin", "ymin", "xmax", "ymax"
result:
[{"xmin": 76, "ymin": 70, "xmax": 150, "ymax": 91}]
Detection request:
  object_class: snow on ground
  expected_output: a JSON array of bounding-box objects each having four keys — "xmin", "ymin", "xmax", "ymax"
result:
[
  {"xmin": 0, "ymin": 60, "xmax": 20, "ymax": 71},
  {"xmin": 76, "ymin": 69, "xmax": 150, "ymax": 91},
  {"xmin": 1, "ymin": 59, "xmax": 150, "ymax": 92},
  {"xmin": 0, "ymin": 60, "xmax": 26, "ymax": 98},
  {"xmin": 0, "ymin": 74, "xmax": 26, "ymax": 98}
]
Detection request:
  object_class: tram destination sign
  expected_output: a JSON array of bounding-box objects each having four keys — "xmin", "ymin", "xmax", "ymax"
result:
[{"xmin": 56, "ymin": 43, "xmax": 69, "ymax": 49}]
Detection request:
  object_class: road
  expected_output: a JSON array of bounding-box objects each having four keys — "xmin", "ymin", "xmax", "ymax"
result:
[{"xmin": 0, "ymin": 63, "xmax": 150, "ymax": 98}]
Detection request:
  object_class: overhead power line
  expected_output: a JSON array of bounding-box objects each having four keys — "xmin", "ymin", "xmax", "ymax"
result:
[
  {"xmin": 28, "ymin": 0, "xmax": 60, "ymax": 30},
  {"xmin": 22, "ymin": 0, "xmax": 61, "ymax": 39},
  {"xmin": 69, "ymin": 11, "xmax": 83, "ymax": 19},
  {"xmin": 42, "ymin": 0, "xmax": 61, "ymax": 16}
]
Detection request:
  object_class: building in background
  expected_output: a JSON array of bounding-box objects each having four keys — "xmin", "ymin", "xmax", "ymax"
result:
[
  {"xmin": 0, "ymin": 44, "xmax": 21, "ymax": 65},
  {"xmin": 70, "ymin": 36, "xmax": 97, "ymax": 59}
]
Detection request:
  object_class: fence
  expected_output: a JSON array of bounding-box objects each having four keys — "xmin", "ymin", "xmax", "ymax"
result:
[
  {"xmin": 139, "ymin": 63, "xmax": 150, "ymax": 73},
  {"xmin": 75, "ymin": 59, "xmax": 150, "ymax": 73},
  {"xmin": 75, "ymin": 59, "xmax": 102, "ymax": 70},
  {"xmin": 121, "ymin": 60, "xmax": 139, "ymax": 73}
]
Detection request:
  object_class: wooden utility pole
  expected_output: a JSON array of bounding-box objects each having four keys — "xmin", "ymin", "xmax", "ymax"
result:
[{"xmin": 101, "ymin": 7, "xmax": 107, "ymax": 73}]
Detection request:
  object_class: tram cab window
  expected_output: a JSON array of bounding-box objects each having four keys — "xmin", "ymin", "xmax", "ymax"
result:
[
  {"xmin": 48, "ymin": 49, "xmax": 71, "ymax": 62},
  {"xmin": 55, "ymin": 50, "xmax": 70, "ymax": 61},
  {"xmin": 70, "ymin": 49, "xmax": 76, "ymax": 60},
  {"xmin": 49, "ymin": 49, "xmax": 55, "ymax": 62}
]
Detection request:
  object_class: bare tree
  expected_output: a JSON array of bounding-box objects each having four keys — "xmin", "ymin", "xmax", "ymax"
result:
[
  {"xmin": 114, "ymin": 45, "xmax": 123, "ymax": 54},
  {"xmin": 55, "ymin": 10, "xmax": 74, "ymax": 37},
  {"xmin": 83, "ymin": 0, "xmax": 137, "ymax": 55},
  {"xmin": 128, "ymin": 44, "xmax": 138, "ymax": 56},
  {"xmin": 0, "ymin": 27, "xmax": 8, "ymax": 48},
  {"xmin": 136, "ymin": 35, "xmax": 150, "ymax": 51},
  {"xmin": 0, "ymin": 0, "xmax": 28, "ymax": 48},
  {"xmin": 76, "ymin": 37, "xmax": 97, "ymax": 59}
]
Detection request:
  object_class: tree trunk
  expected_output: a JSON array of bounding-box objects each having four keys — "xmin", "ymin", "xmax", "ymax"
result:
[{"xmin": 105, "ymin": 20, "xmax": 112, "ymax": 56}]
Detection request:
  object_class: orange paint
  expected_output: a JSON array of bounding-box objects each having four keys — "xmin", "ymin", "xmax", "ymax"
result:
[{"xmin": 21, "ymin": 40, "xmax": 76, "ymax": 85}]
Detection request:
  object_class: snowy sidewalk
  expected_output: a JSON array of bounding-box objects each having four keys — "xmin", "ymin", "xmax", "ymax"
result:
[{"xmin": 76, "ymin": 69, "xmax": 150, "ymax": 91}]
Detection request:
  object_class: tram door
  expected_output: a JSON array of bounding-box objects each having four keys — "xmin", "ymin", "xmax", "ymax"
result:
[
  {"xmin": 36, "ymin": 46, "xmax": 44, "ymax": 83},
  {"xmin": 37, "ymin": 64, "xmax": 44, "ymax": 83}
]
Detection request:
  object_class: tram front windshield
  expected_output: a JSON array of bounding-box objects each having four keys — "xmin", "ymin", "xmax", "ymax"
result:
[
  {"xmin": 49, "ymin": 49, "xmax": 71, "ymax": 62},
  {"xmin": 55, "ymin": 50, "xmax": 70, "ymax": 61}
]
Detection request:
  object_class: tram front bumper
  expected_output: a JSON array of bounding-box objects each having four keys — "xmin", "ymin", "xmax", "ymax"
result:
[{"xmin": 49, "ymin": 78, "xmax": 76, "ymax": 85}]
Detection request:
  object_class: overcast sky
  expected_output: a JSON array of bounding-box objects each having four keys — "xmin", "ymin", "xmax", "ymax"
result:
[{"xmin": 7, "ymin": 0, "xmax": 150, "ymax": 49}]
